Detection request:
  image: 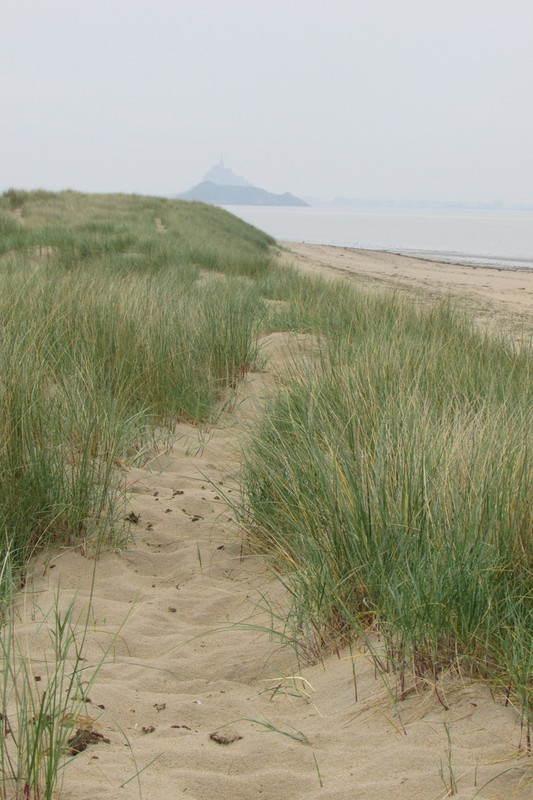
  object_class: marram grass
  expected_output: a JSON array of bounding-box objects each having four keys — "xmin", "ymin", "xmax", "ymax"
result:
[
  {"xmin": 239, "ymin": 286, "xmax": 532, "ymax": 718},
  {"xmin": 0, "ymin": 190, "xmax": 273, "ymax": 600}
]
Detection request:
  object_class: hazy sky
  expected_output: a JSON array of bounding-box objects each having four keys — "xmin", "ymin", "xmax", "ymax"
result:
[{"xmin": 2, "ymin": 0, "xmax": 532, "ymax": 202}]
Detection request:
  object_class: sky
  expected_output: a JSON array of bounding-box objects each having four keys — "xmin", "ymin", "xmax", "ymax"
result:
[{"xmin": 2, "ymin": 0, "xmax": 533, "ymax": 203}]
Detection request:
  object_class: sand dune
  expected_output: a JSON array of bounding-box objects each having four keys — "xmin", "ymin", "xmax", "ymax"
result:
[{"xmin": 13, "ymin": 265, "xmax": 532, "ymax": 799}]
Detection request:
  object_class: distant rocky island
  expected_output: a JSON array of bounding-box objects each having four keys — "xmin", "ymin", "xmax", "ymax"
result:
[{"xmin": 177, "ymin": 159, "xmax": 308, "ymax": 207}]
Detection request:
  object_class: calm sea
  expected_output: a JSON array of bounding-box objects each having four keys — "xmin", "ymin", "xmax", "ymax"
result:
[{"xmin": 224, "ymin": 206, "xmax": 533, "ymax": 270}]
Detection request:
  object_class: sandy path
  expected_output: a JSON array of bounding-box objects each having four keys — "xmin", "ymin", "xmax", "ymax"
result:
[
  {"xmin": 12, "ymin": 329, "xmax": 531, "ymax": 798},
  {"xmin": 280, "ymin": 242, "xmax": 533, "ymax": 337}
]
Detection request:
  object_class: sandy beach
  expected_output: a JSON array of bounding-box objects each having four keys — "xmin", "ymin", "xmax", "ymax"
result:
[
  {"xmin": 280, "ymin": 241, "xmax": 533, "ymax": 337},
  {"xmin": 12, "ymin": 248, "xmax": 532, "ymax": 800}
]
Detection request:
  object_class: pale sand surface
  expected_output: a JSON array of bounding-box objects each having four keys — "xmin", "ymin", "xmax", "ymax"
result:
[{"xmin": 11, "ymin": 261, "xmax": 532, "ymax": 799}]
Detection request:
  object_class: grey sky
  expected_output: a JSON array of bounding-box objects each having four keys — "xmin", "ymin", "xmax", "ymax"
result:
[{"xmin": 2, "ymin": 0, "xmax": 532, "ymax": 202}]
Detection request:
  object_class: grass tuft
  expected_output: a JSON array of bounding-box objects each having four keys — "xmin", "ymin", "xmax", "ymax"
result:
[{"xmin": 239, "ymin": 281, "xmax": 533, "ymax": 719}]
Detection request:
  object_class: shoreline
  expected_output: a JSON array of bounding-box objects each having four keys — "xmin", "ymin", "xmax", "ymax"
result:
[
  {"xmin": 279, "ymin": 239, "xmax": 533, "ymax": 273},
  {"xmin": 225, "ymin": 204, "xmax": 533, "ymax": 272},
  {"xmin": 374, "ymin": 247, "xmax": 533, "ymax": 273},
  {"xmin": 279, "ymin": 240, "xmax": 533, "ymax": 329}
]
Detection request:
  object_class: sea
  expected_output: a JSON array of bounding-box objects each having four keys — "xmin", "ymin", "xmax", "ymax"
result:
[{"xmin": 223, "ymin": 205, "xmax": 533, "ymax": 271}]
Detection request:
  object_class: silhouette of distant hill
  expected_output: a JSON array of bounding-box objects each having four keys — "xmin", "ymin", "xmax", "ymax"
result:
[
  {"xmin": 178, "ymin": 181, "xmax": 308, "ymax": 206},
  {"xmin": 177, "ymin": 159, "xmax": 308, "ymax": 206}
]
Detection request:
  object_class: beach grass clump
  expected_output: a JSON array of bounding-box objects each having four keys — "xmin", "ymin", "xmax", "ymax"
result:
[
  {"xmin": 0, "ymin": 286, "xmax": 131, "ymax": 588},
  {"xmin": 0, "ymin": 595, "xmax": 96, "ymax": 800},
  {"xmin": 0, "ymin": 190, "xmax": 273, "ymax": 600},
  {"xmin": 240, "ymin": 283, "xmax": 533, "ymax": 715}
]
